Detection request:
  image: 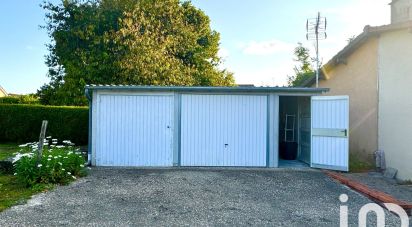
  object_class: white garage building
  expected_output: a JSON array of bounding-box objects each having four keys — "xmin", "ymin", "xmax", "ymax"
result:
[{"xmin": 85, "ymin": 85, "xmax": 349, "ymax": 171}]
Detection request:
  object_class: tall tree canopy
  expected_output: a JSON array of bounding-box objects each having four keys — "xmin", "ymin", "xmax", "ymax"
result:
[
  {"xmin": 38, "ymin": 0, "xmax": 234, "ymax": 106},
  {"xmin": 287, "ymin": 43, "xmax": 315, "ymax": 87}
]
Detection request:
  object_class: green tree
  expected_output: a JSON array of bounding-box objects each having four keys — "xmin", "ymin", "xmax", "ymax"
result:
[
  {"xmin": 116, "ymin": 1, "xmax": 234, "ymax": 86},
  {"xmin": 38, "ymin": 0, "xmax": 234, "ymax": 106},
  {"xmin": 287, "ymin": 43, "xmax": 315, "ymax": 87}
]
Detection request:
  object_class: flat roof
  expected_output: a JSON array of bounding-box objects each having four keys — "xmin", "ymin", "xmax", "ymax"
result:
[{"xmin": 85, "ymin": 85, "xmax": 329, "ymax": 94}]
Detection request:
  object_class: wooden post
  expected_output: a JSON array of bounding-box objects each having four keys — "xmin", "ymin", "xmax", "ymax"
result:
[{"xmin": 37, "ymin": 120, "xmax": 48, "ymax": 161}]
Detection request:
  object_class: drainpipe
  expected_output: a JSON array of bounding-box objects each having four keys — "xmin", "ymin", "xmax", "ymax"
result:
[{"xmin": 85, "ymin": 88, "xmax": 92, "ymax": 166}]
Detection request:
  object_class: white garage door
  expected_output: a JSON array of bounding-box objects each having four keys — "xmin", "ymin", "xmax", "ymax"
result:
[
  {"xmin": 95, "ymin": 94, "xmax": 174, "ymax": 166},
  {"xmin": 181, "ymin": 94, "xmax": 267, "ymax": 167},
  {"xmin": 311, "ymin": 96, "xmax": 349, "ymax": 171}
]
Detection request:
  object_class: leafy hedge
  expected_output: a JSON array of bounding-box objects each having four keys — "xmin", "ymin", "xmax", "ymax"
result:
[
  {"xmin": 0, "ymin": 104, "xmax": 88, "ymax": 145},
  {"xmin": 0, "ymin": 95, "xmax": 40, "ymax": 105}
]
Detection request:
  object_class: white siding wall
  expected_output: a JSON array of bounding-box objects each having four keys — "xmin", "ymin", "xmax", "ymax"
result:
[
  {"xmin": 180, "ymin": 94, "xmax": 268, "ymax": 166},
  {"xmin": 378, "ymin": 30, "xmax": 412, "ymax": 180},
  {"xmin": 94, "ymin": 93, "xmax": 174, "ymax": 166}
]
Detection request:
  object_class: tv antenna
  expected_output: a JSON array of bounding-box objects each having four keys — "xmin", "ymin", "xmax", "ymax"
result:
[{"xmin": 306, "ymin": 12, "xmax": 327, "ymax": 88}]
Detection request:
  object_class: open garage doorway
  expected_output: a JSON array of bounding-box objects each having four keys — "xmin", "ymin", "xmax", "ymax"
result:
[{"xmin": 278, "ymin": 96, "xmax": 311, "ymax": 168}]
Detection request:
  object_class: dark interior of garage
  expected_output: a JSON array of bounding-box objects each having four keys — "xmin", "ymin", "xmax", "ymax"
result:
[{"xmin": 278, "ymin": 96, "xmax": 311, "ymax": 167}]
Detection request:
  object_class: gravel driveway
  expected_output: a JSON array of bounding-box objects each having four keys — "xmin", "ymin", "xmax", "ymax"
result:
[{"xmin": 0, "ymin": 168, "xmax": 403, "ymax": 226}]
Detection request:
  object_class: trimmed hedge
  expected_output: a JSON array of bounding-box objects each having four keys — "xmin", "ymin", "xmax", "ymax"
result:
[
  {"xmin": 0, "ymin": 95, "xmax": 40, "ymax": 105},
  {"xmin": 0, "ymin": 104, "xmax": 88, "ymax": 145}
]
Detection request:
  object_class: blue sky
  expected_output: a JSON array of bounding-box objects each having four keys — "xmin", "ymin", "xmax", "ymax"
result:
[{"xmin": 0, "ymin": 0, "xmax": 390, "ymax": 94}]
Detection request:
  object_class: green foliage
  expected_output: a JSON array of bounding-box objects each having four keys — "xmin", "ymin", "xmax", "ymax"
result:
[
  {"xmin": 349, "ymin": 153, "xmax": 374, "ymax": 173},
  {"xmin": 288, "ymin": 71, "xmax": 315, "ymax": 87},
  {"xmin": 287, "ymin": 43, "xmax": 315, "ymax": 87},
  {"xmin": 38, "ymin": 0, "xmax": 234, "ymax": 106},
  {"xmin": 0, "ymin": 104, "xmax": 88, "ymax": 145},
  {"xmin": 14, "ymin": 141, "xmax": 87, "ymax": 187},
  {"xmin": 0, "ymin": 95, "xmax": 40, "ymax": 105},
  {"xmin": 117, "ymin": 0, "xmax": 234, "ymax": 86}
]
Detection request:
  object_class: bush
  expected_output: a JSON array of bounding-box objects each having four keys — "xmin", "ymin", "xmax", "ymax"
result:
[
  {"xmin": 13, "ymin": 139, "xmax": 87, "ymax": 187},
  {"xmin": 0, "ymin": 104, "xmax": 88, "ymax": 145},
  {"xmin": 0, "ymin": 95, "xmax": 40, "ymax": 105}
]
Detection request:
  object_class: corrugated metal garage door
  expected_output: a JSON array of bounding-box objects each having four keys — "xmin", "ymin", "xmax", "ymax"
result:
[
  {"xmin": 95, "ymin": 95, "xmax": 174, "ymax": 166},
  {"xmin": 181, "ymin": 94, "xmax": 267, "ymax": 166},
  {"xmin": 311, "ymin": 96, "xmax": 349, "ymax": 171}
]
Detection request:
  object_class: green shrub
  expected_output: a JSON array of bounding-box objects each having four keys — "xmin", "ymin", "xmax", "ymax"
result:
[
  {"xmin": 13, "ymin": 139, "xmax": 87, "ymax": 187},
  {"xmin": 0, "ymin": 104, "xmax": 88, "ymax": 145},
  {"xmin": 0, "ymin": 95, "xmax": 40, "ymax": 105}
]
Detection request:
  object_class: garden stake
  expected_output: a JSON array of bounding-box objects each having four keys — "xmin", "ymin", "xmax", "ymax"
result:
[{"xmin": 37, "ymin": 120, "xmax": 48, "ymax": 163}]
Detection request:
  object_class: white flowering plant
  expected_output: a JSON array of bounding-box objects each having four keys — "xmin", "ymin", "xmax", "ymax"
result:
[{"xmin": 13, "ymin": 138, "xmax": 87, "ymax": 187}]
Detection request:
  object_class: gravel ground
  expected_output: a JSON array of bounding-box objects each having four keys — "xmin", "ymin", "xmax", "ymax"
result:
[
  {"xmin": 343, "ymin": 172, "xmax": 412, "ymax": 203},
  {"xmin": 0, "ymin": 168, "xmax": 404, "ymax": 226}
]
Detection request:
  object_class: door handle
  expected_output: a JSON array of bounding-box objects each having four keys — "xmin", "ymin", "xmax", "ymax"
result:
[{"xmin": 341, "ymin": 129, "xmax": 347, "ymax": 137}]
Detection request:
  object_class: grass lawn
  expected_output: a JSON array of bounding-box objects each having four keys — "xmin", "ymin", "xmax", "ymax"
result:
[
  {"xmin": 0, "ymin": 174, "xmax": 49, "ymax": 212},
  {"xmin": 0, "ymin": 144, "xmax": 21, "ymax": 161},
  {"xmin": 0, "ymin": 143, "xmax": 88, "ymax": 212},
  {"xmin": 0, "ymin": 143, "xmax": 53, "ymax": 212}
]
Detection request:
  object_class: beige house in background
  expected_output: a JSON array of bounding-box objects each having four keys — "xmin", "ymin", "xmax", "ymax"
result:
[
  {"xmin": 302, "ymin": 0, "xmax": 412, "ymax": 180},
  {"xmin": 0, "ymin": 85, "xmax": 7, "ymax": 97}
]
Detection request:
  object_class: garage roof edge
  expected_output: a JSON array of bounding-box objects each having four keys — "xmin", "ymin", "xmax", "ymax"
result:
[{"xmin": 85, "ymin": 85, "xmax": 329, "ymax": 94}]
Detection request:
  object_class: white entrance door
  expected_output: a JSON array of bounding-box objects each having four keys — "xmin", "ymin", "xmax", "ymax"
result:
[
  {"xmin": 311, "ymin": 96, "xmax": 349, "ymax": 171},
  {"xmin": 95, "ymin": 94, "xmax": 174, "ymax": 166},
  {"xmin": 180, "ymin": 94, "xmax": 267, "ymax": 167}
]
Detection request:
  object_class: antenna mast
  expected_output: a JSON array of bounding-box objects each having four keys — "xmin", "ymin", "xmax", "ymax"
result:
[{"xmin": 306, "ymin": 12, "xmax": 327, "ymax": 88}]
